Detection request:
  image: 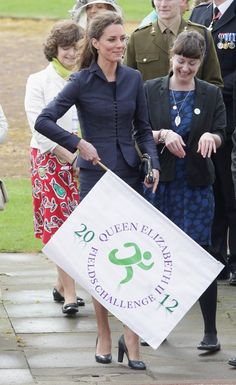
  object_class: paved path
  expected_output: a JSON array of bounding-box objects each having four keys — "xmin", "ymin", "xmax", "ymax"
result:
[{"xmin": 0, "ymin": 253, "xmax": 236, "ymax": 385}]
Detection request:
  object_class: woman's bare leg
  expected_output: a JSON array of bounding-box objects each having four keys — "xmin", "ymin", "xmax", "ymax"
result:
[
  {"xmin": 124, "ymin": 326, "xmax": 140, "ymax": 360},
  {"xmin": 92, "ymin": 299, "xmax": 141, "ymax": 360},
  {"xmin": 92, "ymin": 297, "xmax": 112, "ymax": 355},
  {"xmin": 55, "ymin": 266, "xmax": 77, "ymax": 304}
]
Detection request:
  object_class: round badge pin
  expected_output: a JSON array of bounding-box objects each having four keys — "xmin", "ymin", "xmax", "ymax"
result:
[{"xmin": 194, "ymin": 108, "xmax": 201, "ymax": 115}]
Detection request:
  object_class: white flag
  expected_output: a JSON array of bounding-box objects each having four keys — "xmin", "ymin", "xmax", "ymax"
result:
[{"xmin": 43, "ymin": 170, "xmax": 223, "ymax": 349}]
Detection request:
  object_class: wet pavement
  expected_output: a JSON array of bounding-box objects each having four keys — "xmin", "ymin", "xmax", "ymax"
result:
[{"xmin": 0, "ymin": 252, "xmax": 236, "ymax": 385}]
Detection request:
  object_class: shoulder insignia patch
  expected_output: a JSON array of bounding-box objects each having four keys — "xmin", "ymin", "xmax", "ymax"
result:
[{"xmin": 134, "ymin": 22, "xmax": 152, "ymax": 32}]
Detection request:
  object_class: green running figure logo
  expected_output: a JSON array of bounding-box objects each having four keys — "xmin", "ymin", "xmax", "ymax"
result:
[{"xmin": 108, "ymin": 242, "xmax": 154, "ymax": 284}]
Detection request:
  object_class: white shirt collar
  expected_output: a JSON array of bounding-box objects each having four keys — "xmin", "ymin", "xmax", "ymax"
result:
[{"xmin": 214, "ymin": 0, "xmax": 234, "ymax": 16}]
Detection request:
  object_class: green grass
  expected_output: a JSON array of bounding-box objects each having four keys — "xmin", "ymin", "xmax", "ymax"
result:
[
  {"xmin": 0, "ymin": 0, "xmax": 152, "ymax": 22},
  {"xmin": 0, "ymin": 1, "xmax": 152, "ymax": 253},
  {"xmin": 0, "ymin": 0, "xmax": 75, "ymax": 19},
  {"xmin": 0, "ymin": 179, "xmax": 42, "ymax": 252},
  {"xmin": 118, "ymin": 0, "xmax": 152, "ymax": 22}
]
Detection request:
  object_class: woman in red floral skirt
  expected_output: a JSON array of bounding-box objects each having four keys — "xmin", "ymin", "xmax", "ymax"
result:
[{"xmin": 25, "ymin": 20, "xmax": 85, "ymax": 315}]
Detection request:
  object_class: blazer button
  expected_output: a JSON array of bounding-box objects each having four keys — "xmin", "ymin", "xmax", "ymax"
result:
[{"xmin": 143, "ymin": 58, "xmax": 147, "ymax": 62}]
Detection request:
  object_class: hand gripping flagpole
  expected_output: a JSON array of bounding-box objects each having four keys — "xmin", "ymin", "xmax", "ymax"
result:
[{"xmin": 97, "ymin": 160, "xmax": 109, "ymax": 172}]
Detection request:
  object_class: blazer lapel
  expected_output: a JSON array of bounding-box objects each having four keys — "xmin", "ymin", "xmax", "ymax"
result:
[
  {"xmin": 89, "ymin": 62, "xmax": 107, "ymax": 82},
  {"xmin": 188, "ymin": 79, "xmax": 206, "ymax": 143},
  {"xmin": 159, "ymin": 76, "xmax": 172, "ymax": 129},
  {"xmin": 202, "ymin": 4, "xmax": 214, "ymax": 29},
  {"xmin": 151, "ymin": 22, "xmax": 170, "ymax": 54},
  {"xmin": 212, "ymin": 1, "xmax": 236, "ymax": 32}
]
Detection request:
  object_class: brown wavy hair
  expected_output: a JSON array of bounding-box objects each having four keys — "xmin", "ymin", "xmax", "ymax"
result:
[
  {"xmin": 44, "ymin": 20, "xmax": 83, "ymax": 62},
  {"xmin": 79, "ymin": 10, "xmax": 123, "ymax": 69}
]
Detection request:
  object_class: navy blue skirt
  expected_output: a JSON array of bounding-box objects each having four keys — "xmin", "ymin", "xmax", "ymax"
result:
[{"xmin": 79, "ymin": 147, "xmax": 143, "ymax": 200}]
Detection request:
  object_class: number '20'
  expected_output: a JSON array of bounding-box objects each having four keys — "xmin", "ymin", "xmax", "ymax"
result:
[{"xmin": 75, "ymin": 223, "xmax": 95, "ymax": 243}]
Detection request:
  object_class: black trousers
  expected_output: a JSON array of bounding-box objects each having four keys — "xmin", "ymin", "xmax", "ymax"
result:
[
  {"xmin": 198, "ymin": 246, "xmax": 217, "ymax": 335},
  {"xmin": 210, "ymin": 140, "xmax": 236, "ymax": 270}
]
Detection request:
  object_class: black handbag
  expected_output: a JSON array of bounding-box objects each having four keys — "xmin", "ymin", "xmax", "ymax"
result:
[{"xmin": 140, "ymin": 153, "xmax": 154, "ymax": 184}]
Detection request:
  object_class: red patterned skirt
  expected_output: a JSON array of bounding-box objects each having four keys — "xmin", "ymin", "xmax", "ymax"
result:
[{"xmin": 30, "ymin": 148, "xmax": 79, "ymax": 244}]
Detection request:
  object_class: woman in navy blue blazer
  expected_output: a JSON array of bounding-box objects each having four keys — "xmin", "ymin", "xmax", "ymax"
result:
[{"xmin": 35, "ymin": 11, "xmax": 160, "ymax": 369}]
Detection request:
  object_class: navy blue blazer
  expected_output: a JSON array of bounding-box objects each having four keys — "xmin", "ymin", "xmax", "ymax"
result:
[
  {"xmin": 145, "ymin": 75, "xmax": 226, "ymax": 187},
  {"xmin": 35, "ymin": 62, "xmax": 160, "ymax": 171},
  {"xmin": 190, "ymin": 0, "xmax": 236, "ymax": 136}
]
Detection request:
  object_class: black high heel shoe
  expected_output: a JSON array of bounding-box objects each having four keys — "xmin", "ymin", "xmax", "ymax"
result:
[
  {"xmin": 53, "ymin": 288, "xmax": 85, "ymax": 306},
  {"xmin": 118, "ymin": 335, "xmax": 146, "ymax": 370},
  {"xmin": 95, "ymin": 337, "xmax": 112, "ymax": 364}
]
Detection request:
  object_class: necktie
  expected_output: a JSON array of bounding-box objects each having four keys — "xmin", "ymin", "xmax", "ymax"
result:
[
  {"xmin": 208, "ymin": 6, "xmax": 221, "ymax": 30},
  {"xmin": 165, "ymin": 28, "xmax": 174, "ymax": 50},
  {"xmin": 212, "ymin": 7, "xmax": 221, "ymax": 24}
]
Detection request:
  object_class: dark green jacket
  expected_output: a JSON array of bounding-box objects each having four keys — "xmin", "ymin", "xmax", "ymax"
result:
[{"xmin": 124, "ymin": 19, "xmax": 223, "ymax": 88}]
